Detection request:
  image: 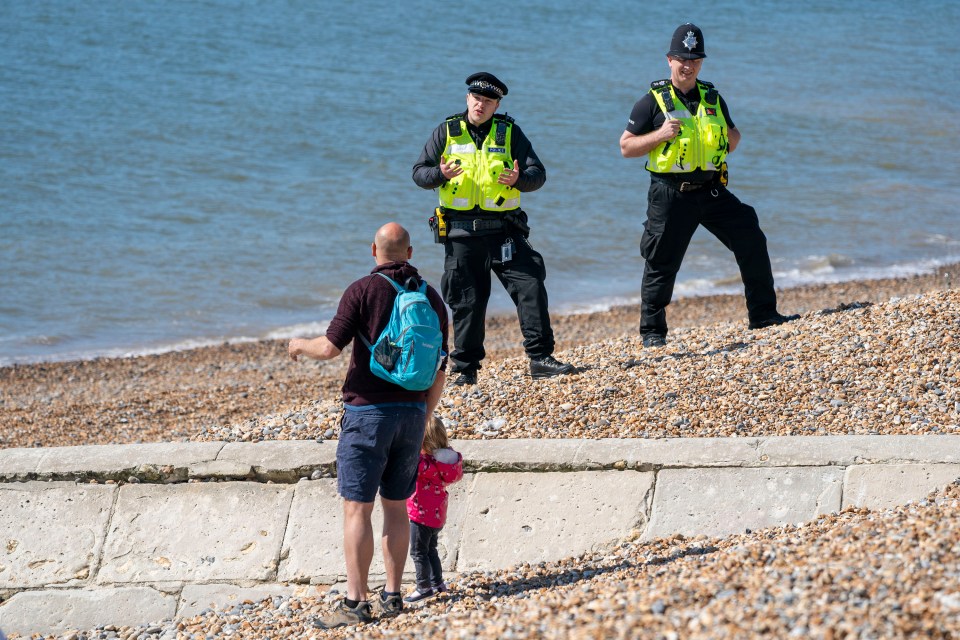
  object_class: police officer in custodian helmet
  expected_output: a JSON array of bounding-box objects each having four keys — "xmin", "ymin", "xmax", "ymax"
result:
[{"xmin": 620, "ymin": 24, "xmax": 799, "ymax": 348}]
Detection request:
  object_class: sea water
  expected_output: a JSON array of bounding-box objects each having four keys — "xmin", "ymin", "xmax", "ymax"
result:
[{"xmin": 2, "ymin": 0, "xmax": 958, "ymax": 364}]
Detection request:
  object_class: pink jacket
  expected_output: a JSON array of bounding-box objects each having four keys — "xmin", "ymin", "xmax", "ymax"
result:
[{"xmin": 407, "ymin": 448, "xmax": 463, "ymax": 529}]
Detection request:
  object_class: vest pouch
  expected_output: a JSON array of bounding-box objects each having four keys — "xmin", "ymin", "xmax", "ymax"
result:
[
  {"xmin": 652, "ymin": 137, "xmax": 688, "ymax": 173},
  {"xmin": 702, "ymin": 123, "xmax": 724, "ymax": 147},
  {"xmin": 650, "ymin": 142, "xmax": 673, "ymax": 173}
]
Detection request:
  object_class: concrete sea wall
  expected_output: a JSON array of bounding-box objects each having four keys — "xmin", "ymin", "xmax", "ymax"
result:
[{"xmin": 1, "ymin": 436, "xmax": 959, "ymax": 635}]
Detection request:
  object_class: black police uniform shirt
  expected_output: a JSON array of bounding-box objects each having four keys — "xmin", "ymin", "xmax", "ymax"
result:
[
  {"xmin": 625, "ymin": 84, "xmax": 735, "ymax": 182},
  {"xmin": 412, "ymin": 111, "xmax": 546, "ymax": 195}
]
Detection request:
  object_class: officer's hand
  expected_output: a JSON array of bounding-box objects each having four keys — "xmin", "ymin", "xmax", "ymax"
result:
[
  {"xmin": 440, "ymin": 155, "xmax": 464, "ymax": 180},
  {"xmin": 497, "ymin": 159, "xmax": 520, "ymax": 186},
  {"xmin": 660, "ymin": 118, "xmax": 681, "ymax": 141}
]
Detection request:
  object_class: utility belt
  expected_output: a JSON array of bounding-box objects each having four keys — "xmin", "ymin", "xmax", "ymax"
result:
[
  {"xmin": 650, "ymin": 170, "xmax": 723, "ymax": 193},
  {"xmin": 429, "ymin": 208, "xmax": 515, "ymax": 243}
]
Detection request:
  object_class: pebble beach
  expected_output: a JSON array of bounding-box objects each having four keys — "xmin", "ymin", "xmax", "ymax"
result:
[{"xmin": 3, "ymin": 264, "xmax": 959, "ymax": 639}]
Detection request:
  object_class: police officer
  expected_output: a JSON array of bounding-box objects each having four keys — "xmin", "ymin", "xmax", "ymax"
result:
[
  {"xmin": 620, "ymin": 24, "xmax": 798, "ymax": 347},
  {"xmin": 413, "ymin": 72, "xmax": 575, "ymax": 385}
]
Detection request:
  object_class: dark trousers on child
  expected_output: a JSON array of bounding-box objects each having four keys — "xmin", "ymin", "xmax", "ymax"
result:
[{"xmin": 409, "ymin": 521, "xmax": 443, "ymax": 591}]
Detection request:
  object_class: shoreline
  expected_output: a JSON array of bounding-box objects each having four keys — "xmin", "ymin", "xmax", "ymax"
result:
[
  {"xmin": 2, "ymin": 262, "xmax": 958, "ymax": 450},
  {"xmin": 4, "ymin": 258, "xmax": 959, "ymax": 369}
]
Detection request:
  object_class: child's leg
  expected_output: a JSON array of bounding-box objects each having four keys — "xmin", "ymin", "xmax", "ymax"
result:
[
  {"xmin": 409, "ymin": 522, "xmax": 433, "ymax": 591},
  {"xmin": 427, "ymin": 526, "xmax": 443, "ymax": 587}
]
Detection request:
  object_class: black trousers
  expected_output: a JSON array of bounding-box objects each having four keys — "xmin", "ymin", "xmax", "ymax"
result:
[
  {"xmin": 640, "ymin": 181, "xmax": 778, "ymax": 337},
  {"xmin": 441, "ymin": 231, "xmax": 554, "ymax": 372},
  {"xmin": 409, "ymin": 521, "xmax": 443, "ymax": 590}
]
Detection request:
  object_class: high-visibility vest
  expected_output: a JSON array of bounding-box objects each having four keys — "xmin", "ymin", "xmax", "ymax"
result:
[
  {"xmin": 439, "ymin": 116, "xmax": 521, "ymax": 212},
  {"xmin": 647, "ymin": 80, "xmax": 729, "ymax": 174}
]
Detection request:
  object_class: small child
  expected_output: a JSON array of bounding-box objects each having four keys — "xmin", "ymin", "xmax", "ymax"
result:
[{"xmin": 404, "ymin": 414, "xmax": 463, "ymax": 603}]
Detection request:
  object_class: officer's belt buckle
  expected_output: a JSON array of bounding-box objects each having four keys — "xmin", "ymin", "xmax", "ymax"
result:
[
  {"xmin": 466, "ymin": 219, "xmax": 501, "ymax": 231},
  {"xmin": 678, "ymin": 181, "xmax": 704, "ymax": 193}
]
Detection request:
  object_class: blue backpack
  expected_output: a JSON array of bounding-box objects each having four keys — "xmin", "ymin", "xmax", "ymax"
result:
[{"xmin": 360, "ymin": 272, "xmax": 444, "ymax": 391}]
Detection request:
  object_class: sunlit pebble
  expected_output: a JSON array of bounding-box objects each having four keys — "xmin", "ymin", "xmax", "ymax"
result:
[
  {"xmin": 196, "ymin": 290, "xmax": 959, "ymax": 443},
  {"xmin": 11, "ymin": 284, "xmax": 960, "ymax": 638}
]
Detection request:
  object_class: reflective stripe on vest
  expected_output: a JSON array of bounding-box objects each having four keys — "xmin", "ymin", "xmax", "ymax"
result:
[
  {"xmin": 647, "ymin": 82, "xmax": 729, "ymax": 174},
  {"xmin": 439, "ymin": 117, "xmax": 521, "ymax": 213}
]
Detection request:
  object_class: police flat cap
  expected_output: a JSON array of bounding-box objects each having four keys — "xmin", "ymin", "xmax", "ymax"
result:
[{"xmin": 465, "ymin": 72, "xmax": 508, "ymax": 99}]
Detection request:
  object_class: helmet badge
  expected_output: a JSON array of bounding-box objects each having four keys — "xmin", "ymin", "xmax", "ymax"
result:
[{"xmin": 682, "ymin": 31, "xmax": 698, "ymax": 51}]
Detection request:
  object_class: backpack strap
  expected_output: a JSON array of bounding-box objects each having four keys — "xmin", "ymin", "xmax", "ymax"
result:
[
  {"xmin": 374, "ymin": 271, "xmax": 405, "ymax": 292},
  {"xmin": 358, "ymin": 273, "xmax": 427, "ymax": 348}
]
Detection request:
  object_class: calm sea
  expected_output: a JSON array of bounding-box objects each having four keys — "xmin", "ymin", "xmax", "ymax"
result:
[{"xmin": 2, "ymin": 0, "xmax": 958, "ymax": 365}]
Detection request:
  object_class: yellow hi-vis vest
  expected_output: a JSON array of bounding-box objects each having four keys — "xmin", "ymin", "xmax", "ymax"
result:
[
  {"xmin": 646, "ymin": 80, "xmax": 729, "ymax": 174},
  {"xmin": 439, "ymin": 116, "xmax": 520, "ymax": 213}
]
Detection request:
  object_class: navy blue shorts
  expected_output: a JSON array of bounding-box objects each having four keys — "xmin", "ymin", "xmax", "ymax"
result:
[{"xmin": 336, "ymin": 403, "xmax": 426, "ymax": 503}]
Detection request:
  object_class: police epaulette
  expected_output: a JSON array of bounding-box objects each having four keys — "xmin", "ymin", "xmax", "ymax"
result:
[
  {"xmin": 445, "ymin": 113, "xmax": 463, "ymax": 121},
  {"xmin": 495, "ymin": 113, "xmax": 515, "ymax": 124},
  {"xmin": 650, "ymin": 79, "xmax": 671, "ymax": 90},
  {"xmin": 697, "ymin": 80, "xmax": 715, "ymax": 88}
]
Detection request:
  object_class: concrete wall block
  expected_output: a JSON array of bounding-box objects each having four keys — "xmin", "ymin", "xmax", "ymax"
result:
[
  {"xmin": 37, "ymin": 443, "xmax": 224, "ymax": 479},
  {"xmin": 0, "ymin": 448, "xmax": 48, "ymax": 480},
  {"xmin": 216, "ymin": 442, "xmax": 337, "ymax": 482},
  {"xmin": 277, "ymin": 480, "xmax": 342, "ymax": 583},
  {"xmin": 455, "ymin": 440, "xmax": 581, "ymax": 471},
  {"xmin": 456, "ymin": 470, "xmax": 654, "ymax": 572},
  {"xmin": 432, "ymin": 475, "xmax": 473, "ymax": 572},
  {"xmin": 646, "ymin": 466, "xmax": 844, "ymax": 540},
  {"xmin": 759, "ymin": 435, "xmax": 960, "ymax": 466},
  {"xmin": 97, "ymin": 483, "xmax": 292, "ymax": 583},
  {"xmin": 0, "ymin": 587, "xmax": 176, "ymax": 636},
  {"xmin": 578, "ymin": 438, "xmax": 764, "ymax": 469},
  {"xmin": 177, "ymin": 583, "xmax": 327, "ymax": 618},
  {"xmin": 0, "ymin": 482, "xmax": 115, "ymax": 589},
  {"xmin": 279, "ymin": 478, "xmax": 474, "ymax": 583},
  {"xmin": 843, "ymin": 463, "xmax": 960, "ymax": 510}
]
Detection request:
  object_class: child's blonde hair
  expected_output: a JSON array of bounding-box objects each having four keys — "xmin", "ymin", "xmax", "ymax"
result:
[{"xmin": 422, "ymin": 414, "xmax": 449, "ymax": 454}]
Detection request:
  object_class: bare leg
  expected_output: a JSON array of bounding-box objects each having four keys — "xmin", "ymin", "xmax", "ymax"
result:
[
  {"xmin": 380, "ymin": 497, "xmax": 410, "ymax": 593},
  {"xmin": 342, "ymin": 499, "xmax": 375, "ymax": 601}
]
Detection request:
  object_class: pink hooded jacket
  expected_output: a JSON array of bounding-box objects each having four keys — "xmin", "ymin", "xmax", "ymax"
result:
[{"xmin": 407, "ymin": 448, "xmax": 463, "ymax": 529}]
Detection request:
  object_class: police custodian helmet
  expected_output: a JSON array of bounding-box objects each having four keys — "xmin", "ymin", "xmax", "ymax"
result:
[{"xmin": 668, "ymin": 23, "xmax": 706, "ymax": 60}]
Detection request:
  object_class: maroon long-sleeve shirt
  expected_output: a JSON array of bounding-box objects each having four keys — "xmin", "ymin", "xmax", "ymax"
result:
[{"xmin": 325, "ymin": 261, "xmax": 449, "ymax": 406}]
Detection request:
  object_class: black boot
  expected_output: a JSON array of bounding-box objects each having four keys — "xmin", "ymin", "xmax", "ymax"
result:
[
  {"xmin": 642, "ymin": 333, "xmax": 666, "ymax": 348},
  {"xmin": 529, "ymin": 355, "xmax": 575, "ymax": 379},
  {"xmin": 451, "ymin": 369, "xmax": 478, "ymax": 386},
  {"xmin": 748, "ymin": 312, "xmax": 800, "ymax": 329}
]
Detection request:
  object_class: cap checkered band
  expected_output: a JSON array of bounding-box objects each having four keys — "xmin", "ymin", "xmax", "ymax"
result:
[{"xmin": 469, "ymin": 80, "xmax": 504, "ymax": 98}]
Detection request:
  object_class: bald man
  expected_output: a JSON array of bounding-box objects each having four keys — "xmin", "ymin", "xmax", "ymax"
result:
[{"xmin": 289, "ymin": 222, "xmax": 449, "ymax": 629}]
